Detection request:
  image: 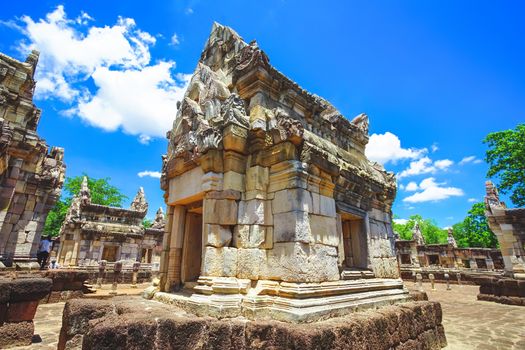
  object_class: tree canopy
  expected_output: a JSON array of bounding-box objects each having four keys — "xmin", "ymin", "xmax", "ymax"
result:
[
  {"xmin": 392, "ymin": 214, "xmax": 448, "ymax": 244},
  {"xmin": 43, "ymin": 174, "xmax": 128, "ymax": 237},
  {"xmin": 484, "ymin": 124, "xmax": 525, "ymax": 207},
  {"xmin": 452, "ymin": 202, "xmax": 498, "ymax": 248}
]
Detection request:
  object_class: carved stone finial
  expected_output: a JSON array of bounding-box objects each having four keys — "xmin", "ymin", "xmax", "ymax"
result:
[
  {"xmin": 80, "ymin": 176, "xmax": 91, "ymax": 205},
  {"xmin": 351, "ymin": 113, "xmax": 369, "ymax": 135},
  {"xmin": 130, "ymin": 187, "xmax": 148, "ymax": 212},
  {"xmin": 412, "ymin": 222, "xmax": 425, "ymax": 245},
  {"xmin": 485, "ymin": 180, "xmax": 504, "ymax": 209},
  {"xmin": 447, "ymin": 228, "xmax": 457, "ymax": 248},
  {"xmin": 151, "ymin": 207, "xmax": 166, "ymax": 229}
]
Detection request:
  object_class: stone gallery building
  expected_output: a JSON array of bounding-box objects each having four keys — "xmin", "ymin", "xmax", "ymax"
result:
[
  {"xmin": 155, "ymin": 23, "xmax": 409, "ymax": 322},
  {"xmin": 57, "ymin": 177, "xmax": 164, "ymax": 266},
  {"xmin": 395, "ymin": 226, "xmax": 503, "ymax": 271},
  {"xmin": 0, "ymin": 51, "xmax": 65, "ymax": 266}
]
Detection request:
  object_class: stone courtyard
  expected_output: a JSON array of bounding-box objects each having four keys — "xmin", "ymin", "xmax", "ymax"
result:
[{"xmin": 8, "ymin": 283, "xmax": 522, "ymax": 350}]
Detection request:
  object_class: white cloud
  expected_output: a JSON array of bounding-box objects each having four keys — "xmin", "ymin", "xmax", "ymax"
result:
[
  {"xmin": 12, "ymin": 6, "xmax": 190, "ymax": 140},
  {"xmin": 459, "ymin": 156, "xmax": 483, "ymax": 165},
  {"xmin": 170, "ymin": 33, "xmax": 180, "ymax": 46},
  {"xmin": 405, "ymin": 181, "xmax": 419, "ymax": 191},
  {"xmin": 185, "ymin": 8, "xmax": 194, "ymax": 15},
  {"xmin": 393, "ymin": 218, "xmax": 408, "ymax": 225},
  {"xmin": 403, "ymin": 177, "xmax": 464, "ymax": 203},
  {"xmin": 397, "ymin": 157, "xmax": 454, "ymax": 179},
  {"xmin": 137, "ymin": 170, "xmax": 161, "ymax": 178},
  {"xmin": 434, "ymin": 159, "xmax": 453, "ymax": 169},
  {"xmin": 75, "ymin": 63, "xmax": 189, "ymax": 137},
  {"xmin": 431, "ymin": 143, "xmax": 439, "ymax": 152},
  {"xmin": 467, "ymin": 198, "xmax": 477, "ymax": 203},
  {"xmin": 365, "ymin": 132, "xmax": 427, "ymax": 165}
]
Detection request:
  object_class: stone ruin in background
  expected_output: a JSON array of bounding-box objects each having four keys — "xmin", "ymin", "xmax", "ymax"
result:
[
  {"xmin": 484, "ymin": 181, "xmax": 525, "ymax": 279},
  {"xmin": 57, "ymin": 176, "xmax": 165, "ymax": 267},
  {"xmin": 154, "ymin": 23, "xmax": 410, "ymax": 322},
  {"xmin": 0, "ymin": 51, "xmax": 65, "ymax": 267},
  {"xmin": 395, "ymin": 225, "xmax": 504, "ymax": 284},
  {"xmin": 476, "ymin": 181, "xmax": 525, "ymax": 306}
]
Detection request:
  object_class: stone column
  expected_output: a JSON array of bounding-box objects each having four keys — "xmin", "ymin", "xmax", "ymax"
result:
[
  {"xmin": 159, "ymin": 205, "xmax": 174, "ymax": 292},
  {"xmin": 166, "ymin": 205, "xmax": 186, "ymax": 291},
  {"xmin": 469, "ymin": 258, "xmax": 478, "ymax": 270},
  {"xmin": 486, "ymin": 257, "xmax": 495, "ymax": 270}
]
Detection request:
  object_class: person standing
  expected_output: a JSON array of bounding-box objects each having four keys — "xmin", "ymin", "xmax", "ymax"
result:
[{"xmin": 37, "ymin": 236, "xmax": 52, "ymax": 269}]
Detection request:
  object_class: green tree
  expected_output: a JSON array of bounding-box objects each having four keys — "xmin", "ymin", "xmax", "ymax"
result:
[
  {"xmin": 393, "ymin": 214, "xmax": 447, "ymax": 244},
  {"xmin": 142, "ymin": 218, "xmax": 152, "ymax": 228},
  {"xmin": 484, "ymin": 124, "xmax": 525, "ymax": 206},
  {"xmin": 43, "ymin": 174, "xmax": 127, "ymax": 236},
  {"xmin": 452, "ymin": 202, "xmax": 498, "ymax": 248}
]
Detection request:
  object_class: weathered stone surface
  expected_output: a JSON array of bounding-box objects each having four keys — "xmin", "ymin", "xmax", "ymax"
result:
[
  {"xmin": 237, "ymin": 248, "xmax": 266, "ymax": 280},
  {"xmin": 8, "ymin": 277, "xmax": 53, "ymax": 302},
  {"xmin": 261, "ymin": 242, "xmax": 340, "ymax": 282},
  {"xmin": 0, "ymin": 320, "xmax": 34, "ymax": 348},
  {"xmin": 233, "ymin": 225, "xmax": 272, "ymax": 249},
  {"xmin": 310, "ymin": 214, "xmax": 338, "ymax": 247},
  {"xmin": 6, "ymin": 300, "xmax": 39, "ymax": 322},
  {"xmin": 245, "ymin": 165, "xmax": 269, "ymax": 192},
  {"xmin": 273, "ymin": 210, "xmax": 311, "ymax": 243},
  {"xmin": 204, "ymin": 224, "xmax": 232, "ymax": 247},
  {"xmin": 204, "ymin": 199, "xmax": 238, "ymax": 225},
  {"xmin": 272, "ymin": 188, "xmax": 312, "ymax": 214},
  {"xmin": 237, "ymin": 199, "xmax": 272, "ymax": 225},
  {"xmin": 60, "ymin": 298, "xmax": 446, "ymax": 350},
  {"xmin": 202, "ymin": 247, "xmax": 238, "ymax": 277}
]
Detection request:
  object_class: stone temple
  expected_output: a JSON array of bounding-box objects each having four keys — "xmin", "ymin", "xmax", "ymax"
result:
[
  {"xmin": 57, "ymin": 176, "xmax": 164, "ymax": 266},
  {"xmin": 0, "ymin": 51, "xmax": 65, "ymax": 266},
  {"xmin": 155, "ymin": 23, "xmax": 408, "ymax": 322}
]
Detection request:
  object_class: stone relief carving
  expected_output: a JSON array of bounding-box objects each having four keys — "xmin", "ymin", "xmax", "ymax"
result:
[
  {"xmin": 220, "ymin": 93, "xmax": 249, "ymax": 128},
  {"xmin": 269, "ymin": 108, "xmax": 304, "ymax": 144},
  {"xmin": 235, "ymin": 40, "xmax": 270, "ymax": 74}
]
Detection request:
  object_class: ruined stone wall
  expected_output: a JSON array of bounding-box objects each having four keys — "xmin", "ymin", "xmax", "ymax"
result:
[{"xmin": 0, "ymin": 51, "xmax": 65, "ymax": 263}]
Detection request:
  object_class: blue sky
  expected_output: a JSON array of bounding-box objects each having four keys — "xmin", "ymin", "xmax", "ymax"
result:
[{"xmin": 1, "ymin": 1, "xmax": 523, "ymax": 227}]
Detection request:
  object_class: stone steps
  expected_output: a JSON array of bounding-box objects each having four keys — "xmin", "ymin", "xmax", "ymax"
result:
[
  {"xmin": 154, "ymin": 277, "xmax": 410, "ymax": 323},
  {"xmin": 340, "ymin": 268, "xmax": 376, "ymax": 280}
]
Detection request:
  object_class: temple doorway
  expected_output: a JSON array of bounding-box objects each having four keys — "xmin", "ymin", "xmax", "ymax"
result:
[
  {"xmin": 102, "ymin": 245, "xmax": 118, "ymax": 262},
  {"xmin": 341, "ymin": 215, "xmax": 368, "ymax": 269},
  {"xmin": 181, "ymin": 204, "xmax": 203, "ymax": 283}
]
